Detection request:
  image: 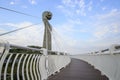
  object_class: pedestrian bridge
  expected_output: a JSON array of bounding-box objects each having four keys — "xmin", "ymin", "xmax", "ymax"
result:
[
  {"xmin": 0, "ymin": 9, "xmax": 120, "ymax": 80},
  {"xmin": 0, "ymin": 41, "xmax": 120, "ymax": 80},
  {"xmin": 0, "ymin": 41, "xmax": 70, "ymax": 80},
  {"xmin": 72, "ymin": 51, "xmax": 120, "ymax": 80}
]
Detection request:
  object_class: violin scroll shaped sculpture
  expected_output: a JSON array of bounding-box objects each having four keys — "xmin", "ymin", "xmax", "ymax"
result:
[{"xmin": 42, "ymin": 11, "xmax": 52, "ymax": 21}]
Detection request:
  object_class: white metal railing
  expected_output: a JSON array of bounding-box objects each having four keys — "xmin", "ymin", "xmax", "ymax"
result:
[
  {"xmin": 87, "ymin": 44, "xmax": 120, "ymax": 55},
  {"xmin": 0, "ymin": 40, "xmax": 71, "ymax": 80},
  {"xmin": 72, "ymin": 44, "xmax": 120, "ymax": 80}
]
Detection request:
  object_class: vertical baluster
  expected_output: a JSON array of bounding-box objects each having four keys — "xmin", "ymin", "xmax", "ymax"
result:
[
  {"xmin": 33, "ymin": 55, "xmax": 38, "ymax": 80},
  {"xmin": 17, "ymin": 54, "xmax": 24, "ymax": 80},
  {"xmin": 30, "ymin": 55, "xmax": 35, "ymax": 80},
  {"xmin": 4, "ymin": 54, "xmax": 13, "ymax": 80},
  {"xmin": 26, "ymin": 55, "xmax": 32, "ymax": 80},
  {"xmin": 38, "ymin": 55, "xmax": 41, "ymax": 80},
  {"xmin": 11, "ymin": 54, "xmax": 19, "ymax": 80},
  {"xmin": 22, "ymin": 54, "xmax": 29, "ymax": 80},
  {"xmin": 35, "ymin": 55, "xmax": 39, "ymax": 80},
  {"xmin": 0, "ymin": 42, "xmax": 10, "ymax": 80}
]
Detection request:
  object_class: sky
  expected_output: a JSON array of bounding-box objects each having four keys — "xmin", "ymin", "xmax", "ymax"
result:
[{"xmin": 0, "ymin": 0, "xmax": 120, "ymax": 55}]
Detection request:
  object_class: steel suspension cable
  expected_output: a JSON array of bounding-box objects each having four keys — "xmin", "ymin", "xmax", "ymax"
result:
[
  {"xmin": 47, "ymin": 25, "xmax": 62, "ymax": 51},
  {"xmin": 0, "ymin": 6, "xmax": 40, "ymax": 19},
  {"xmin": 0, "ymin": 23, "xmax": 40, "ymax": 36},
  {"xmin": 52, "ymin": 28, "xmax": 65, "ymax": 51}
]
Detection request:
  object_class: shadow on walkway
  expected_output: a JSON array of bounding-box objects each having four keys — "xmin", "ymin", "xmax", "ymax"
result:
[{"xmin": 48, "ymin": 58, "xmax": 109, "ymax": 80}]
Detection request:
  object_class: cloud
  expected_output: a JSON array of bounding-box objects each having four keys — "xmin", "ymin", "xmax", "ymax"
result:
[
  {"xmin": 9, "ymin": 0, "xmax": 20, "ymax": 5},
  {"xmin": 10, "ymin": 1, "xmax": 15, "ymax": 5},
  {"xmin": 80, "ymin": 9, "xmax": 120, "ymax": 53},
  {"xmin": 22, "ymin": 5, "xmax": 28, "ymax": 8},
  {"xmin": 56, "ymin": 1, "xmax": 120, "ymax": 54},
  {"xmin": 0, "ymin": 21, "xmax": 80, "ymax": 54},
  {"xmin": 29, "ymin": 0, "xmax": 37, "ymax": 5},
  {"xmin": 100, "ymin": 0, "xmax": 104, "ymax": 2},
  {"xmin": 62, "ymin": 0, "xmax": 78, "ymax": 8},
  {"xmin": 57, "ymin": 5, "xmax": 74, "ymax": 17},
  {"xmin": 102, "ymin": 7, "xmax": 106, "ymax": 11},
  {"xmin": 51, "ymin": 20, "xmax": 91, "ymax": 54},
  {"xmin": 92, "ymin": 9, "xmax": 120, "ymax": 38},
  {"xmin": 94, "ymin": 23, "xmax": 120, "ymax": 38},
  {"xmin": 96, "ymin": 9, "xmax": 119, "ymax": 20},
  {"xmin": 77, "ymin": 0, "xmax": 86, "ymax": 16},
  {"xmin": 1, "ymin": 7, "xmax": 120, "ymax": 55},
  {"xmin": 0, "ymin": 28, "xmax": 6, "ymax": 33},
  {"xmin": 0, "ymin": 22, "xmax": 44, "ymax": 46},
  {"xmin": 9, "ymin": 0, "xmax": 28, "ymax": 8},
  {"xmin": 57, "ymin": 0, "xmax": 91, "ymax": 17},
  {"xmin": 0, "ymin": 16, "xmax": 119, "ymax": 55},
  {"xmin": 57, "ymin": 0, "xmax": 84, "ymax": 16},
  {"xmin": 53, "ymin": 8, "xmax": 120, "ymax": 54},
  {"xmin": 87, "ymin": 1, "xmax": 92, "ymax": 11},
  {"xmin": 1, "ymin": 23, "xmax": 18, "ymax": 28}
]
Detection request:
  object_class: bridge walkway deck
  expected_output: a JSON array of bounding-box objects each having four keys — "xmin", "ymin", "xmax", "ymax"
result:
[{"xmin": 48, "ymin": 58, "xmax": 109, "ymax": 80}]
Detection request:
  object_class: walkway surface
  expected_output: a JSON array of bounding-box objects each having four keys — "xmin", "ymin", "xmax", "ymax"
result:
[{"xmin": 48, "ymin": 58, "xmax": 109, "ymax": 80}]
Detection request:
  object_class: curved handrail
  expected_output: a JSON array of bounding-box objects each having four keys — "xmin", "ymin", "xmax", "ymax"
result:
[
  {"xmin": 0, "ymin": 41, "xmax": 71, "ymax": 80},
  {"xmin": 88, "ymin": 44, "xmax": 120, "ymax": 55}
]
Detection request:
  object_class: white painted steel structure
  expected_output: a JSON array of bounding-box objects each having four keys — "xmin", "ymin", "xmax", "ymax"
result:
[
  {"xmin": 0, "ymin": 41, "xmax": 71, "ymax": 80},
  {"xmin": 72, "ymin": 44, "xmax": 120, "ymax": 80}
]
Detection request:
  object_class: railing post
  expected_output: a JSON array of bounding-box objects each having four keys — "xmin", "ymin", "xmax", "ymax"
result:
[
  {"xmin": 41, "ymin": 48, "xmax": 48, "ymax": 80},
  {"xmin": 42, "ymin": 48, "xmax": 48, "ymax": 56},
  {"xmin": 0, "ymin": 41, "xmax": 10, "ymax": 80},
  {"xmin": 99, "ymin": 50, "xmax": 102, "ymax": 54},
  {"xmin": 109, "ymin": 44, "xmax": 116, "ymax": 54},
  {"xmin": 57, "ymin": 52, "xmax": 60, "ymax": 55}
]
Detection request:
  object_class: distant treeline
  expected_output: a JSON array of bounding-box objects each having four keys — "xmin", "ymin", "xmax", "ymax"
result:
[
  {"xmin": 9, "ymin": 45, "xmax": 61, "ymax": 55},
  {"xmin": 10, "ymin": 45, "xmax": 42, "ymax": 54}
]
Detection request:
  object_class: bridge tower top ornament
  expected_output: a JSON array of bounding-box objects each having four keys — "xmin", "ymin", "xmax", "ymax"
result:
[
  {"xmin": 42, "ymin": 11, "xmax": 52, "ymax": 50},
  {"xmin": 42, "ymin": 11, "xmax": 52, "ymax": 21}
]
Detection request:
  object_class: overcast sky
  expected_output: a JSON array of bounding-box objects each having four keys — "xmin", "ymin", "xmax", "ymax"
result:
[{"xmin": 0, "ymin": 0, "xmax": 120, "ymax": 55}]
